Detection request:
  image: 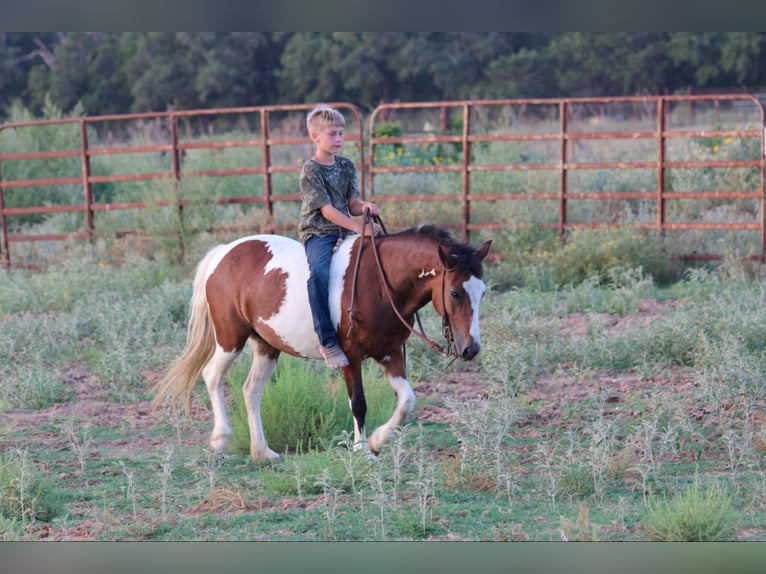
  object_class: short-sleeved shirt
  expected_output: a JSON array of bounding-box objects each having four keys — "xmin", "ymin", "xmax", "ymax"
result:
[{"xmin": 298, "ymin": 155, "xmax": 360, "ymax": 244}]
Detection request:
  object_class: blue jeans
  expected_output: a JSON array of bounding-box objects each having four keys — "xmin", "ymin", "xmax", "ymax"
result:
[{"xmin": 305, "ymin": 235, "xmax": 341, "ymax": 348}]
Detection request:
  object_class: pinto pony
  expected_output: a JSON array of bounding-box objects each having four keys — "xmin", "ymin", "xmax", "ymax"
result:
[{"xmin": 153, "ymin": 225, "xmax": 491, "ymax": 461}]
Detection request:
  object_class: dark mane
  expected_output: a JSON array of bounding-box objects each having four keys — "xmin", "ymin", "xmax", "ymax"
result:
[
  {"xmin": 389, "ymin": 224, "xmax": 484, "ymax": 278},
  {"xmin": 393, "ymin": 224, "xmax": 457, "ymax": 244}
]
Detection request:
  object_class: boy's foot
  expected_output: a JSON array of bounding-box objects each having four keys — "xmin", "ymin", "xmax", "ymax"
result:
[{"xmin": 320, "ymin": 345, "xmax": 349, "ymax": 369}]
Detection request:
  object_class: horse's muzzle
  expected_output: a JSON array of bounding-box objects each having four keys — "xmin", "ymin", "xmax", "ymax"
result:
[{"xmin": 460, "ymin": 342, "xmax": 481, "ymax": 361}]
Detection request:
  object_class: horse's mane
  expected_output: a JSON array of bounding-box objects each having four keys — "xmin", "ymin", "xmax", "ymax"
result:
[{"xmin": 388, "ymin": 224, "xmax": 484, "ymax": 277}]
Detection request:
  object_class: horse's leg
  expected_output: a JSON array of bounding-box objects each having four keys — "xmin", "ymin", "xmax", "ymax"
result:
[
  {"xmin": 342, "ymin": 361, "xmax": 372, "ymax": 454},
  {"xmin": 368, "ymin": 349, "xmax": 415, "ymax": 454},
  {"xmin": 242, "ymin": 338, "xmax": 281, "ymax": 463},
  {"xmin": 201, "ymin": 345, "xmax": 241, "ymax": 453}
]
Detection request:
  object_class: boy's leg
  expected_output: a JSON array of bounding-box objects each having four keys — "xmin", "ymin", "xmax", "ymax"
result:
[{"xmin": 305, "ymin": 235, "xmax": 349, "ymax": 368}]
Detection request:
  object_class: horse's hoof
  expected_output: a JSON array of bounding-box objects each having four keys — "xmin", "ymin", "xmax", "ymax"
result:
[
  {"xmin": 252, "ymin": 448, "xmax": 282, "ymax": 464},
  {"xmin": 367, "ymin": 434, "xmax": 382, "ymax": 455},
  {"xmin": 209, "ymin": 435, "xmax": 229, "ymax": 454}
]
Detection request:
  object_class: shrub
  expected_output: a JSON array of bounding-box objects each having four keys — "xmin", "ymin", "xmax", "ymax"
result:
[
  {"xmin": 0, "ymin": 449, "xmax": 62, "ymax": 527},
  {"xmin": 644, "ymin": 477, "xmax": 736, "ymax": 541},
  {"xmin": 228, "ymin": 356, "xmax": 395, "ymax": 455},
  {"xmin": 543, "ymin": 227, "xmax": 672, "ymax": 287}
]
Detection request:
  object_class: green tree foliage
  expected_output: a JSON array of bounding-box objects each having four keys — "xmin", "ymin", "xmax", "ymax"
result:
[
  {"xmin": 25, "ymin": 32, "xmax": 132, "ymax": 115},
  {"xmin": 3, "ymin": 33, "xmax": 766, "ymax": 120}
]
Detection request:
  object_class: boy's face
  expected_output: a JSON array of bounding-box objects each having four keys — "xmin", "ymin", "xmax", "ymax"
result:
[{"xmin": 311, "ymin": 125, "xmax": 345, "ymax": 156}]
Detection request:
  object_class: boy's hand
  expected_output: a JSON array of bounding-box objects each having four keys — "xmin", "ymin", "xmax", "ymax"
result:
[
  {"xmin": 362, "ymin": 222, "xmax": 382, "ymax": 237},
  {"xmin": 361, "ymin": 202, "xmax": 379, "ymax": 217}
]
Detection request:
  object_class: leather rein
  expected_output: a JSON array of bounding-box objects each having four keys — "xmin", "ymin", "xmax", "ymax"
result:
[{"xmin": 346, "ymin": 211, "xmax": 456, "ymax": 359}]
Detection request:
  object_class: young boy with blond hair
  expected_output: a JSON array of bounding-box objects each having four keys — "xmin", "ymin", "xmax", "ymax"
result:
[{"xmin": 299, "ymin": 104, "xmax": 381, "ymax": 368}]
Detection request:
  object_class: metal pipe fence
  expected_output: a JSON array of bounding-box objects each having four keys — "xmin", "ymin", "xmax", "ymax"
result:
[
  {"xmin": 1, "ymin": 95, "xmax": 764, "ymax": 267},
  {"xmin": 367, "ymin": 95, "xmax": 765, "ymax": 260}
]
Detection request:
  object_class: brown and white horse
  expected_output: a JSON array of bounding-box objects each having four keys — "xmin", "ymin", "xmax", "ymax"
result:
[{"xmin": 153, "ymin": 225, "xmax": 491, "ymax": 462}]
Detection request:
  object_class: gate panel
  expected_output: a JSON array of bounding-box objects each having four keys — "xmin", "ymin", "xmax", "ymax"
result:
[
  {"xmin": 0, "ymin": 104, "xmax": 363, "ymax": 266},
  {"xmin": 367, "ymin": 95, "xmax": 765, "ymax": 260}
]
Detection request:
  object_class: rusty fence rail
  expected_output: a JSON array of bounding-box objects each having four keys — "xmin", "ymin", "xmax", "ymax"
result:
[
  {"xmin": 0, "ymin": 103, "xmax": 363, "ymax": 266},
  {"xmin": 367, "ymin": 95, "xmax": 766, "ymax": 260},
  {"xmin": 1, "ymin": 95, "xmax": 765, "ymax": 267}
]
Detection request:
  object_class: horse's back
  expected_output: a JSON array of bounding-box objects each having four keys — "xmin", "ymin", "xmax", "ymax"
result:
[{"xmin": 203, "ymin": 234, "xmax": 355, "ymax": 358}]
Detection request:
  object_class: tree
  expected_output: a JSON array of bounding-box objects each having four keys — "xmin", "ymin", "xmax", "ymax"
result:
[
  {"xmin": 278, "ymin": 33, "xmax": 400, "ymax": 107},
  {"xmin": 176, "ymin": 32, "xmax": 284, "ymax": 108},
  {"xmin": 29, "ymin": 33, "xmax": 132, "ymax": 116},
  {"xmin": 547, "ymin": 33, "xmax": 672, "ymax": 97},
  {"xmin": 667, "ymin": 32, "xmax": 766, "ymax": 90},
  {"xmin": 5, "ymin": 32, "xmax": 766, "ymax": 122},
  {"xmin": 123, "ymin": 33, "xmax": 201, "ymax": 112}
]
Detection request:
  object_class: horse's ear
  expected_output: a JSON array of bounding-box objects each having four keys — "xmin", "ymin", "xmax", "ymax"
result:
[
  {"xmin": 476, "ymin": 240, "xmax": 492, "ymax": 261},
  {"xmin": 438, "ymin": 245, "xmax": 457, "ymax": 270}
]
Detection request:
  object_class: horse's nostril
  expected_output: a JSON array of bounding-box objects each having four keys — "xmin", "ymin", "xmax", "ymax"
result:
[{"xmin": 462, "ymin": 344, "xmax": 479, "ymax": 361}]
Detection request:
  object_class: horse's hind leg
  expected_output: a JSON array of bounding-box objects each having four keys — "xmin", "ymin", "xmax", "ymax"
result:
[
  {"xmin": 368, "ymin": 352, "xmax": 415, "ymax": 454},
  {"xmin": 242, "ymin": 338, "xmax": 281, "ymax": 463},
  {"xmin": 202, "ymin": 345, "xmax": 241, "ymax": 453}
]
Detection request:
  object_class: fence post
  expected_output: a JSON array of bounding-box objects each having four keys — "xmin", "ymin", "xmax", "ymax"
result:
[
  {"xmin": 79, "ymin": 120, "xmax": 94, "ymax": 241},
  {"xmin": 656, "ymin": 98, "xmax": 666, "ymax": 238},
  {"xmin": 169, "ymin": 113, "xmax": 185, "ymax": 263},
  {"xmin": 0, "ymin": 160, "xmax": 8, "ymax": 267},
  {"xmin": 461, "ymin": 102, "xmax": 471, "ymax": 243},
  {"xmin": 260, "ymin": 109, "xmax": 274, "ymax": 233},
  {"xmin": 559, "ymin": 100, "xmax": 568, "ymax": 239},
  {"xmin": 761, "ymin": 111, "xmax": 766, "ymax": 262}
]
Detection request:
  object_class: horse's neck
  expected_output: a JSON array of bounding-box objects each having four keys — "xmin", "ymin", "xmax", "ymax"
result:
[{"xmin": 381, "ymin": 239, "xmax": 440, "ymax": 314}]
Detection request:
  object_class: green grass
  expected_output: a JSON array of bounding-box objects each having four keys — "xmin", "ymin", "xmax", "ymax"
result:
[
  {"xmin": 3, "ymin": 106, "xmax": 766, "ymax": 538},
  {"xmin": 3, "ymin": 253, "xmax": 766, "ymax": 540}
]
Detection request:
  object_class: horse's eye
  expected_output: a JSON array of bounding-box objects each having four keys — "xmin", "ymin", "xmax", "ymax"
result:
[{"xmin": 450, "ymin": 289, "xmax": 462, "ymax": 300}]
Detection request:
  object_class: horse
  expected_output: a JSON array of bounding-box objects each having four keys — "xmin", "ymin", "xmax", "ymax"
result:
[{"xmin": 152, "ymin": 224, "xmax": 491, "ymax": 462}]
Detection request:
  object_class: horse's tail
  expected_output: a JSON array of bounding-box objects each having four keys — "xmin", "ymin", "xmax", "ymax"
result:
[{"xmin": 153, "ymin": 245, "xmax": 222, "ymax": 414}]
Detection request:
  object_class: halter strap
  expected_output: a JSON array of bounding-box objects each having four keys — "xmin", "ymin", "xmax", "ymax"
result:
[{"xmin": 346, "ymin": 210, "xmax": 455, "ymax": 358}]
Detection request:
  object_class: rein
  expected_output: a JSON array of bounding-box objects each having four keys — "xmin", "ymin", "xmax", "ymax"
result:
[{"xmin": 347, "ymin": 211, "xmax": 456, "ymax": 359}]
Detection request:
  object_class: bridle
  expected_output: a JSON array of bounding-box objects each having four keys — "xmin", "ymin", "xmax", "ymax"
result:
[{"xmin": 346, "ymin": 211, "xmax": 457, "ymax": 359}]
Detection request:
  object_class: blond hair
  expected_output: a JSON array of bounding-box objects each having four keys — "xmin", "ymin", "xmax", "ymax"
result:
[{"xmin": 306, "ymin": 105, "xmax": 345, "ymax": 135}]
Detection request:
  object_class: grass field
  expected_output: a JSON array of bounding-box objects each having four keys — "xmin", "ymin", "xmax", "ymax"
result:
[
  {"xmin": 2, "ymin": 101, "xmax": 766, "ymax": 541},
  {"xmin": 2, "ymin": 240, "xmax": 766, "ymax": 541}
]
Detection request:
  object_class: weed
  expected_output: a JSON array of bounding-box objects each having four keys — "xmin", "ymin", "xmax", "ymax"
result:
[
  {"xmin": 314, "ymin": 468, "xmax": 340, "ymax": 540},
  {"xmin": 445, "ymin": 389, "xmax": 519, "ymax": 492},
  {"xmin": 156, "ymin": 445, "xmax": 176, "ymax": 520},
  {"xmin": 644, "ymin": 477, "xmax": 736, "ymax": 541},
  {"xmin": 0, "ymin": 448, "xmax": 62, "ymax": 527},
  {"xmin": 332, "ymin": 430, "xmax": 370, "ymax": 496},
  {"xmin": 559, "ymin": 502, "xmax": 599, "ymax": 541},
  {"xmin": 61, "ymin": 419, "xmax": 92, "ymax": 474},
  {"xmin": 117, "ymin": 460, "xmax": 138, "ymax": 520}
]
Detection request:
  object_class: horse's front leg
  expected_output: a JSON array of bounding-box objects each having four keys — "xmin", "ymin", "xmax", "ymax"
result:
[
  {"xmin": 368, "ymin": 349, "xmax": 415, "ymax": 454},
  {"xmin": 342, "ymin": 360, "xmax": 373, "ymax": 456}
]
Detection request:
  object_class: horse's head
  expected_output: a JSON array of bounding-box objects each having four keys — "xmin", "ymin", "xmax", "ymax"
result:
[{"xmin": 436, "ymin": 239, "xmax": 492, "ymax": 361}]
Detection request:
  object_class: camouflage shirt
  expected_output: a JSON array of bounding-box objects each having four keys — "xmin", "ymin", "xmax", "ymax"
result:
[{"xmin": 298, "ymin": 155, "xmax": 360, "ymax": 244}]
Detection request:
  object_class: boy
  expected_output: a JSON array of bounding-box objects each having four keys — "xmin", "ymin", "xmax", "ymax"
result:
[{"xmin": 299, "ymin": 105, "xmax": 381, "ymax": 369}]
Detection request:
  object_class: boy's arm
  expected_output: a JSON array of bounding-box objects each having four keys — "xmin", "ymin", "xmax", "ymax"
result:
[{"xmin": 320, "ymin": 203, "xmax": 381, "ymax": 236}]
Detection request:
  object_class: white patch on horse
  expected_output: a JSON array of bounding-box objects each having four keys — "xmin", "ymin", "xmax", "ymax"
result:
[
  {"xmin": 328, "ymin": 235, "xmax": 357, "ymax": 326},
  {"xmin": 418, "ymin": 268, "xmax": 436, "ymax": 278},
  {"xmin": 245, "ymin": 234, "xmax": 356, "ymax": 360},
  {"xmin": 258, "ymin": 236, "xmax": 321, "ymax": 357},
  {"xmin": 463, "ymin": 275, "xmax": 487, "ymax": 344},
  {"xmin": 369, "ymin": 375, "xmax": 415, "ymax": 452},
  {"xmin": 202, "ymin": 344, "xmax": 240, "ymax": 452}
]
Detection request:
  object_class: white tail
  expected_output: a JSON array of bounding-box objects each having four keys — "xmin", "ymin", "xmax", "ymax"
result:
[{"xmin": 152, "ymin": 244, "xmax": 225, "ymax": 412}]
